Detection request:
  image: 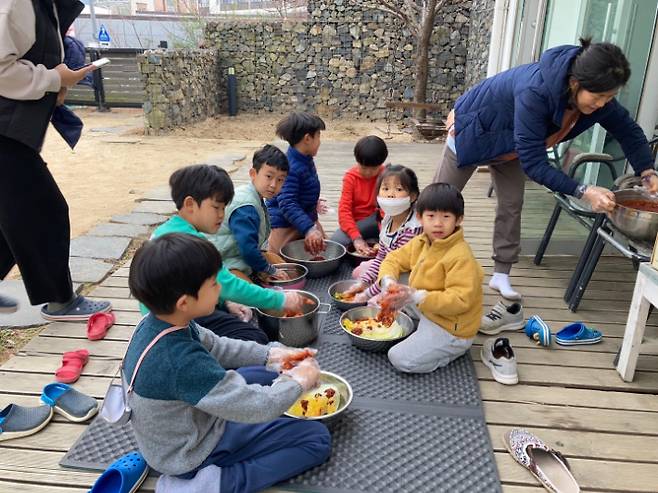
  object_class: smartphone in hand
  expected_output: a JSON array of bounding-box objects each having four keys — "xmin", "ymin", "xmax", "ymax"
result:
[{"xmin": 91, "ymin": 58, "xmax": 111, "ymax": 68}]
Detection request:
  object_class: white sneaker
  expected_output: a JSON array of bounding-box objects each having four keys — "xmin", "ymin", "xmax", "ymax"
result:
[
  {"xmin": 481, "ymin": 337, "xmax": 518, "ymax": 385},
  {"xmin": 480, "ymin": 301, "xmax": 524, "ymax": 335}
]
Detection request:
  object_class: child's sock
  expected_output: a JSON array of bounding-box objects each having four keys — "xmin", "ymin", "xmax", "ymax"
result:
[{"xmin": 489, "ymin": 273, "xmax": 522, "ymax": 301}]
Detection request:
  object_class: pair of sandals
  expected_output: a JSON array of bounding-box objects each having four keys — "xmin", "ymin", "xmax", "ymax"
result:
[
  {"xmin": 54, "ymin": 313, "xmax": 116, "ymax": 384},
  {"xmin": 0, "ymin": 383, "xmax": 98, "ymax": 443},
  {"xmin": 505, "ymin": 428, "xmax": 580, "ymax": 492},
  {"xmin": 525, "ymin": 316, "xmax": 602, "ymax": 347}
]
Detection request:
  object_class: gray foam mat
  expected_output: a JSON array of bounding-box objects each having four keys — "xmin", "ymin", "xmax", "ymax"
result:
[
  {"xmin": 315, "ymin": 339, "xmax": 481, "ymax": 407},
  {"xmin": 60, "ymin": 259, "xmax": 500, "ymax": 491},
  {"xmin": 284, "ymin": 407, "xmax": 499, "ymax": 493}
]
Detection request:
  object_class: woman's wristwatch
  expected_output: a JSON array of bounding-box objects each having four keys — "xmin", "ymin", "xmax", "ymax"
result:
[{"xmin": 573, "ymin": 184, "xmax": 588, "ymax": 199}]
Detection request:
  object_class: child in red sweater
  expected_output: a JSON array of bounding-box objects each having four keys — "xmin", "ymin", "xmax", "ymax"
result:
[{"xmin": 330, "ymin": 136, "xmax": 387, "ymax": 254}]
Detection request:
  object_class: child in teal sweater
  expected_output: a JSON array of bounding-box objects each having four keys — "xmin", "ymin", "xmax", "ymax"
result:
[{"xmin": 145, "ymin": 164, "xmax": 305, "ymax": 343}]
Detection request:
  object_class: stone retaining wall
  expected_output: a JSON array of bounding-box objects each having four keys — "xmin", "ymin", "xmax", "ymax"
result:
[
  {"xmin": 139, "ymin": 1, "xmax": 498, "ymax": 133},
  {"xmin": 138, "ymin": 49, "xmax": 220, "ymax": 135},
  {"xmin": 206, "ymin": 0, "xmax": 472, "ymax": 121},
  {"xmin": 465, "ymin": 0, "xmax": 495, "ymax": 89}
]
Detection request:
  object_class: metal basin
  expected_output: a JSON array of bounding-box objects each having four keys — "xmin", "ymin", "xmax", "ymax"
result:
[
  {"xmin": 280, "ymin": 240, "xmax": 346, "ymax": 278},
  {"xmin": 328, "ymin": 279, "xmax": 367, "ymax": 311},
  {"xmin": 608, "ymin": 189, "xmax": 658, "ymax": 242},
  {"xmin": 260, "ymin": 263, "xmax": 308, "ymax": 290},
  {"xmin": 339, "ymin": 306, "xmax": 415, "ymax": 352},
  {"xmin": 254, "ymin": 290, "xmax": 330, "ymax": 346},
  {"xmin": 345, "ymin": 239, "xmax": 378, "ymax": 267},
  {"xmin": 284, "ymin": 371, "xmax": 353, "ymax": 425}
]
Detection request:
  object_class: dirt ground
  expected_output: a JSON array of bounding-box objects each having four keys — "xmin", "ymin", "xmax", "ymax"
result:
[{"xmin": 44, "ymin": 108, "xmax": 415, "ymax": 239}]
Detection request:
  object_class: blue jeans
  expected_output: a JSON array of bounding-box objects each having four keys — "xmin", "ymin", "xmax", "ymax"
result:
[{"xmin": 178, "ymin": 367, "xmax": 332, "ymax": 493}]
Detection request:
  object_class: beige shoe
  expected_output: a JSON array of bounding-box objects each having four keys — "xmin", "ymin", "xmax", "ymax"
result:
[{"xmin": 504, "ymin": 428, "xmax": 580, "ymax": 493}]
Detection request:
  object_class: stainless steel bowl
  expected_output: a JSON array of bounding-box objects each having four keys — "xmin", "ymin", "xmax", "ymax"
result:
[
  {"xmin": 254, "ymin": 290, "xmax": 330, "ymax": 346},
  {"xmin": 284, "ymin": 371, "xmax": 353, "ymax": 424},
  {"xmin": 260, "ymin": 263, "xmax": 308, "ymax": 290},
  {"xmin": 280, "ymin": 240, "xmax": 346, "ymax": 278},
  {"xmin": 608, "ymin": 189, "xmax": 658, "ymax": 242},
  {"xmin": 339, "ymin": 306, "xmax": 415, "ymax": 352},
  {"xmin": 328, "ymin": 279, "xmax": 367, "ymax": 311}
]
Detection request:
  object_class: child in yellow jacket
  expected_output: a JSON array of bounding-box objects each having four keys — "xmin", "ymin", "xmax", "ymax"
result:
[{"xmin": 377, "ymin": 183, "xmax": 483, "ymax": 373}]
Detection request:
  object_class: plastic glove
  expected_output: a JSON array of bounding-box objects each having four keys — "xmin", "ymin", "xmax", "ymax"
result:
[
  {"xmin": 380, "ymin": 282, "xmax": 426, "ymax": 311},
  {"xmin": 304, "ymin": 226, "xmax": 325, "ymax": 256},
  {"xmin": 283, "ymin": 357, "xmax": 321, "ymax": 391},
  {"xmin": 353, "ymin": 238, "xmax": 374, "ymax": 256},
  {"xmin": 266, "ymin": 346, "xmax": 318, "ymax": 372},
  {"xmin": 271, "ymin": 268, "xmax": 291, "ymax": 281},
  {"xmin": 641, "ymin": 171, "xmax": 658, "ymax": 194},
  {"xmin": 582, "ymin": 185, "xmax": 615, "ymax": 212},
  {"xmin": 343, "ymin": 281, "xmax": 366, "ymax": 297},
  {"xmin": 225, "ymin": 301, "xmax": 253, "ymax": 322},
  {"xmin": 283, "ymin": 291, "xmax": 305, "ymax": 312},
  {"xmin": 353, "ymin": 291, "xmax": 369, "ymax": 303}
]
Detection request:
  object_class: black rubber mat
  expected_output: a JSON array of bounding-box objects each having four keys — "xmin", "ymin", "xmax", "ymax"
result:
[{"xmin": 60, "ymin": 259, "xmax": 501, "ymax": 491}]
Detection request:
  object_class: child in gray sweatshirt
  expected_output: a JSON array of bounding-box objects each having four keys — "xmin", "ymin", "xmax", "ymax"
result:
[{"xmin": 125, "ymin": 233, "xmax": 331, "ymax": 492}]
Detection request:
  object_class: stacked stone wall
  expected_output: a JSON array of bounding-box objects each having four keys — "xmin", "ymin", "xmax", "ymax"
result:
[
  {"xmin": 138, "ymin": 49, "xmax": 220, "ymax": 135},
  {"xmin": 465, "ymin": 0, "xmax": 495, "ymax": 88},
  {"xmin": 139, "ymin": 1, "xmax": 498, "ymax": 133}
]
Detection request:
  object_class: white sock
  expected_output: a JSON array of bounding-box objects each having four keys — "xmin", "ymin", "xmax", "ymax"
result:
[{"xmin": 489, "ymin": 273, "xmax": 521, "ymax": 301}]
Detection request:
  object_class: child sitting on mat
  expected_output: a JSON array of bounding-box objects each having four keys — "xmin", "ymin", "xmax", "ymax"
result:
[
  {"xmin": 344, "ymin": 165, "xmax": 423, "ymax": 300},
  {"xmin": 126, "ymin": 233, "xmax": 331, "ymax": 492},
  {"xmin": 376, "ymin": 183, "xmax": 484, "ymax": 373},
  {"xmin": 330, "ymin": 135, "xmax": 387, "ymax": 251},
  {"xmin": 147, "ymin": 164, "xmax": 305, "ymax": 343},
  {"xmin": 267, "ymin": 112, "xmax": 327, "ymax": 256},
  {"xmin": 208, "ymin": 145, "xmax": 289, "ymax": 284}
]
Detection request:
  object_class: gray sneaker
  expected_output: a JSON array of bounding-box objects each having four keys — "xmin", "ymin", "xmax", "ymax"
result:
[
  {"xmin": 0, "ymin": 404, "xmax": 53, "ymax": 442},
  {"xmin": 481, "ymin": 337, "xmax": 518, "ymax": 385},
  {"xmin": 0, "ymin": 294, "xmax": 18, "ymax": 314},
  {"xmin": 480, "ymin": 301, "xmax": 524, "ymax": 335}
]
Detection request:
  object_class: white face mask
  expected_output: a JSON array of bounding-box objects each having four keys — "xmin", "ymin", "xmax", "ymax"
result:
[{"xmin": 378, "ymin": 196, "xmax": 411, "ymax": 216}]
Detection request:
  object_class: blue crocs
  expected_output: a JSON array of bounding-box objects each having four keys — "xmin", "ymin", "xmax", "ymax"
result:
[
  {"xmin": 40, "ymin": 383, "xmax": 98, "ymax": 423},
  {"xmin": 524, "ymin": 315, "xmax": 552, "ymax": 347},
  {"xmin": 555, "ymin": 322, "xmax": 602, "ymax": 346},
  {"xmin": 90, "ymin": 451, "xmax": 149, "ymax": 493}
]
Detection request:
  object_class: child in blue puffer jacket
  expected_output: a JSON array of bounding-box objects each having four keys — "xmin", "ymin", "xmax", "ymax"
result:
[{"xmin": 267, "ymin": 112, "xmax": 327, "ymax": 256}]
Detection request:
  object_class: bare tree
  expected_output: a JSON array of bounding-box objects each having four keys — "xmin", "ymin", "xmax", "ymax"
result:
[
  {"xmin": 366, "ymin": 0, "xmax": 450, "ymax": 118},
  {"xmin": 267, "ymin": 0, "xmax": 307, "ymax": 19}
]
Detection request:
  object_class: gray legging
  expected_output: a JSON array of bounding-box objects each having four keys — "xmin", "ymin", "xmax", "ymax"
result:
[
  {"xmin": 433, "ymin": 145, "xmax": 525, "ymax": 274},
  {"xmin": 330, "ymin": 212, "xmax": 380, "ymax": 247}
]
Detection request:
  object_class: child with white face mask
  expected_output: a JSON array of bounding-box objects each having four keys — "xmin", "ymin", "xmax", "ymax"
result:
[{"xmin": 347, "ymin": 165, "xmax": 423, "ymax": 301}]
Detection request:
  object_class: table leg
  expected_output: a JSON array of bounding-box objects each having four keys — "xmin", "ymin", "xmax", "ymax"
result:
[{"xmin": 616, "ymin": 271, "xmax": 650, "ymax": 382}]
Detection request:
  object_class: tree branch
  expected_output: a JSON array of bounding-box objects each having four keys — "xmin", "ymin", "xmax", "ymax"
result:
[
  {"xmin": 433, "ymin": 0, "xmax": 449, "ymax": 15},
  {"xmin": 366, "ymin": 0, "xmax": 419, "ymax": 34}
]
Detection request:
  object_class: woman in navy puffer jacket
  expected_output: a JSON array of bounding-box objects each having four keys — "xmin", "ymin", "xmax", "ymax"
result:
[{"xmin": 433, "ymin": 39, "xmax": 658, "ymax": 300}]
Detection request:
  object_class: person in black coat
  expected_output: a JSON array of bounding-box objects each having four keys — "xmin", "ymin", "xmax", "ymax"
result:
[{"xmin": 0, "ymin": 0, "xmax": 111, "ymax": 319}]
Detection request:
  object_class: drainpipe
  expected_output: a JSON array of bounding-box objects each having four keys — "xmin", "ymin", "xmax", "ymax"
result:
[{"xmin": 487, "ymin": 0, "xmax": 510, "ymax": 77}]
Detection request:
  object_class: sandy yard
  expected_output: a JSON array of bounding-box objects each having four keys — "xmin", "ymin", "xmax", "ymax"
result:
[{"xmin": 42, "ymin": 108, "xmax": 415, "ymax": 239}]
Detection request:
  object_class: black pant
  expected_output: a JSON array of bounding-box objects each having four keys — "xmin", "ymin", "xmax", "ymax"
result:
[
  {"xmin": 196, "ymin": 308, "xmax": 268, "ymax": 344},
  {"xmin": 0, "ymin": 135, "xmax": 73, "ymax": 304}
]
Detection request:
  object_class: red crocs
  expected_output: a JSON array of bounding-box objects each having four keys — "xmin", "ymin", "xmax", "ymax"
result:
[
  {"xmin": 55, "ymin": 349, "xmax": 90, "ymax": 384},
  {"xmin": 87, "ymin": 312, "xmax": 116, "ymax": 341}
]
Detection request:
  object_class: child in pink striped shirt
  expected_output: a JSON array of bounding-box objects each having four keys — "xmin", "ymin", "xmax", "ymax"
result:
[{"xmin": 348, "ymin": 165, "xmax": 423, "ymax": 301}]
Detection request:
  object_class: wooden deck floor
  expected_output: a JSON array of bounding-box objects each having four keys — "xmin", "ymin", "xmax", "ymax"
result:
[{"xmin": 1, "ymin": 142, "xmax": 657, "ymax": 492}]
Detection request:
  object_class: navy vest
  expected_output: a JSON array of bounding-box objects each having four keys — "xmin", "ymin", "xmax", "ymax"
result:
[{"xmin": 0, "ymin": 0, "xmax": 83, "ymax": 151}]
